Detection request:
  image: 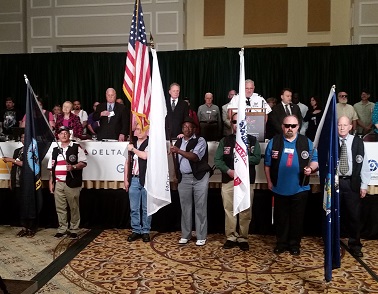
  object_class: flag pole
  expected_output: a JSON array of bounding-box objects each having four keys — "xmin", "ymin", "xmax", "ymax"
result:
[
  {"xmin": 0, "ymin": 146, "xmax": 11, "ymax": 174},
  {"xmin": 24, "ymin": 74, "xmax": 73, "ymax": 176}
]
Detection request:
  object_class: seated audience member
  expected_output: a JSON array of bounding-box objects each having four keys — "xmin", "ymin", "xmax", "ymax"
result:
[
  {"xmin": 123, "ymin": 123, "xmax": 151, "ymax": 242},
  {"xmin": 2, "ymin": 134, "xmax": 37, "ymax": 237},
  {"xmin": 20, "ymin": 97, "xmax": 55, "ymax": 129},
  {"xmin": 197, "ymin": 92, "xmax": 221, "ymax": 141},
  {"xmin": 54, "ymin": 101, "xmax": 83, "ymax": 139},
  {"xmin": 214, "ymin": 113, "xmax": 261, "ymax": 251}
]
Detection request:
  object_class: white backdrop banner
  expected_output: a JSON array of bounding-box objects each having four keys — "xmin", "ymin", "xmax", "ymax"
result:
[{"xmin": 1, "ymin": 141, "xmax": 378, "ymax": 185}]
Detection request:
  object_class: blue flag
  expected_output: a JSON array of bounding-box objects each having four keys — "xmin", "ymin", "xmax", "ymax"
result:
[
  {"xmin": 314, "ymin": 87, "xmax": 340, "ymax": 282},
  {"xmin": 21, "ymin": 81, "xmax": 54, "ymax": 222}
]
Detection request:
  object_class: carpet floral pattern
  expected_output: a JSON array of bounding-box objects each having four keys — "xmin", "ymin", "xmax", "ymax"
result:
[{"xmin": 56, "ymin": 229, "xmax": 378, "ymax": 293}]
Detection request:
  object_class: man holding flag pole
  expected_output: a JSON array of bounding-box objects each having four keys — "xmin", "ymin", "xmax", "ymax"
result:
[
  {"xmin": 123, "ymin": 0, "xmax": 171, "ymax": 236},
  {"xmin": 214, "ymin": 49, "xmax": 261, "ymax": 251}
]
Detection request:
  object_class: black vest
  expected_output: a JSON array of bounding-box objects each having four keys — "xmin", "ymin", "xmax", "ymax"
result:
[
  {"xmin": 221, "ymin": 134, "xmax": 257, "ymax": 184},
  {"xmin": 174, "ymin": 136, "xmax": 211, "ymax": 183},
  {"xmin": 270, "ymin": 134, "xmax": 310, "ymax": 186},
  {"xmin": 128, "ymin": 137, "xmax": 148, "ymax": 186},
  {"xmin": 51, "ymin": 143, "xmax": 83, "ymax": 188}
]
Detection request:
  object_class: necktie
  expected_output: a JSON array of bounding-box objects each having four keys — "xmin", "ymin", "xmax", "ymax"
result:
[
  {"xmin": 171, "ymin": 100, "xmax": 176, "ymax": 111},
  {"xmin": 339, "ymin": 139, "xmax": 349, "ymax": 175},
  {"xmin": 285, "ymin": 104, "xmax": 291, "ymax": 116},
  {"xmin": 108, "ymin": 104, "xmax": 112, "ymax": 122},
  {"xmin": 246, "ymin": 97, "xmax": 251, "ymax": 106}
]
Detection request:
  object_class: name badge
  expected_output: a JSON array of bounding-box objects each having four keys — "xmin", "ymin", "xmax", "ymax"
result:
[
  {"xmin": 223, "ymin": 147, "xmax": 231, "ymax": 154},
  {"xmin": 284, "ymin": 148, "xmax": 294, "ymax": 154},
  {"xmin": 206, "ymin": 111, "xmax": 212, "ymax": 114}
]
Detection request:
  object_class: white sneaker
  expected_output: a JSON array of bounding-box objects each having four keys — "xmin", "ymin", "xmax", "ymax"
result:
[
  {"xmin": 178, "ymin": 238, "xmax": 189, "ymax": 245},
  {"xmin": 196, "ymin": 239, "xmax": 206, "ymax": 246}
]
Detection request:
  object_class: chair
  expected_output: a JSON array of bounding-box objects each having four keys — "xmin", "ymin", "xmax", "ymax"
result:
[{"xmin": 363, "ymin": 133, "xmax": 378, "ymax": 142}]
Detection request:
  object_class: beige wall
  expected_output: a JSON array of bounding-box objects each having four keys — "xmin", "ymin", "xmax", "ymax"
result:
[{"xmin": 186, "ymin": 0, "xmax": 352, "ymax": 49}]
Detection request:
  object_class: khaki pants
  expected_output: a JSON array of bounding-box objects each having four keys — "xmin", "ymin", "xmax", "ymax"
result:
[
  {"xmin": 54, "ymin": 181, "xmax": 82, "ymax": 234},
  {"xmin": 221, "ymin": 181, "xmax": 254, "ymax": 242}
]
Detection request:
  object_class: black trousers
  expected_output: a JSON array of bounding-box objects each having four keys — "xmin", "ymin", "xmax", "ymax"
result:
[
  {"xmin": 274, "ymin": 191, "xmax": 308, "ymax": 249},
  {"xmin": 339, "ymin": 178, "xmax": 362, "ymax": 248}
]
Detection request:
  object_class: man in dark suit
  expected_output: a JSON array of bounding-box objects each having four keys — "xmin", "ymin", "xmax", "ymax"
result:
[
  {"xmin": 93, "ymin": 88, "xmax": 130, "ymax": 141},
  {"xmin": 165, "ymin": 83, "xmax": 189, "ymax": 139},
  {"xmin": 266, "ymin": 88, "xmax": 303, "ymax": 139}
]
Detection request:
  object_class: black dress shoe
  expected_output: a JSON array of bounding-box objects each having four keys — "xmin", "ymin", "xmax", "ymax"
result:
[
  {"xmin": 273, "ymin": 246, "xmax": 286, "ymax": 254},
  {"xmin": 127, "ymin": 232, "xmax": 142, "ymax": 242},
  {"xmin": 351, "ymin": 248, "xmax": 363, "ymax": 257},
  {"xmin": 16, "ymin": 229, "xmax": 27, "ymax": 237},
  {"xmin": 142, "ymin": 233, "xmax": 150, "ymax": 242},
  {"xmin": 238, "ymin": 242, "xmax": 249, "ymax": 251},
  {"xmin": 223, "ymin": 240, "xmax": 237, "ymax": 249},
  {"xmin": 289, "ymin": 248, "xmax": 300, "ymax": 256}
]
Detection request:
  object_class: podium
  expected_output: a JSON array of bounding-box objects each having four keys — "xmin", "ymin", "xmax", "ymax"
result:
[{"xmin": 229, "ymin": 108, "xmax": 267, "ymax": 142}]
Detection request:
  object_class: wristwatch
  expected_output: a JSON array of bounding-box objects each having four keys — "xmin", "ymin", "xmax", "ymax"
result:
[{"xmin": 73, "ymin": 165, "xmax": 77, "ymax": 169}]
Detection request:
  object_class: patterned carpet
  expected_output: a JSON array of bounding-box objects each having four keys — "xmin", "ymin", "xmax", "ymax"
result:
[{"xmin": 1, "ymin": 226, "xmax": 378, "ymax": 293}]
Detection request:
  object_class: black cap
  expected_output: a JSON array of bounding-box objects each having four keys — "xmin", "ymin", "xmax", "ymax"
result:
[
  {"xmin": 57, "ymin": 126, "xmax": 70, "ymax": 134},
  {"xmin": 182, "ymin": 116, "xmax": 196, "ymax": 127}
]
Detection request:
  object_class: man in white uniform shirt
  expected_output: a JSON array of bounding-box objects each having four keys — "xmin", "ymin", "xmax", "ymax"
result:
[{"xmin": 227, "ymin": 79, "xmax": 271, "ymax": 116}]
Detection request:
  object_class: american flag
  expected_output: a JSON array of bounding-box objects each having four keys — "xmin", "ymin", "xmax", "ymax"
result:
[{"xmin": 123, "ymin": 0, "xmax": 151, "ymax": 131}]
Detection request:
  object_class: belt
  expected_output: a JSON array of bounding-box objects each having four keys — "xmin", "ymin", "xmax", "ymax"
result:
[
  {"xmin": 200, "ymin": 121, "xmax": 217, "ymax": 124},
  {"xmin": 182, "ymin": 172, "xmax": 193, "ymax": 175},
  {"xmin": 339, "ymin": 176, "xmax": 351, "ymax": 179},
  {"xmin": 132, "ymin": 174, "xmax": 139, "ymax": 178}
]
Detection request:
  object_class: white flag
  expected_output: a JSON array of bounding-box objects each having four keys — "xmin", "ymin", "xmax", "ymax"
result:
[
  {"xmin": 233, "ymin": 49, "xmax": 251, "ymax": 215},
  {"xmin": 145, "ymin": 48, "xmax": 171, "ymax": 215}
]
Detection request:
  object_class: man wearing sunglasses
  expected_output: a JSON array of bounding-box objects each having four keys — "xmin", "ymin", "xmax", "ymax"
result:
[
  {"xmin": 264, "ymin": 115, "xmax": 318, "ymax": 256},
  {"xmin": 336, "ymin": 91, "xmax": 358, "ymax": 133},
  {"xmin": 214, "ymin": 113, "xmax": 261, "ymax": 251}
]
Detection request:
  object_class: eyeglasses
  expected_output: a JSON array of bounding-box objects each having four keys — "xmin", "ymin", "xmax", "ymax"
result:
[
  {"xmin": 231, "ymin": 120, "xmax": 237, "ymax": 124},
  {"xmin": 340, "ymin": 95, "xmax": 348, "ymax": 98},
  {"xmin": 283, "ymin": 124, "xmax": 298, "ymax": 129}
]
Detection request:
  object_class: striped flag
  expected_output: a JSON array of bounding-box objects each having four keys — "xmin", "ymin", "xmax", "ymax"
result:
[
  {"xmin": 123, "ymin": 0, "xmax": 151, "ymax": 131},
  {"xmin": 314, "ymin": 86, "xmax": 340, "ymax": 282},
  {"xmin": 233, "ymin": 49, "xmax": 250, "ymax": 215},
  {"xmin": 145, "ymin": 48, "xmax": 171, "ymax": 215}
]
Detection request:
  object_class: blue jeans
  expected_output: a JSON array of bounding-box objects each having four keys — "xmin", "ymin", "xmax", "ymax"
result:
[{"xmin": 129, "ymin": 177, "xmax": 151, "ymax": 234}]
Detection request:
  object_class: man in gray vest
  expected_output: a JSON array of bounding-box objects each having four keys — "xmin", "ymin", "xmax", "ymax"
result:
[{"xmin": 337, "ymin": 116, "xmax": 371, "ymax": 257}]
